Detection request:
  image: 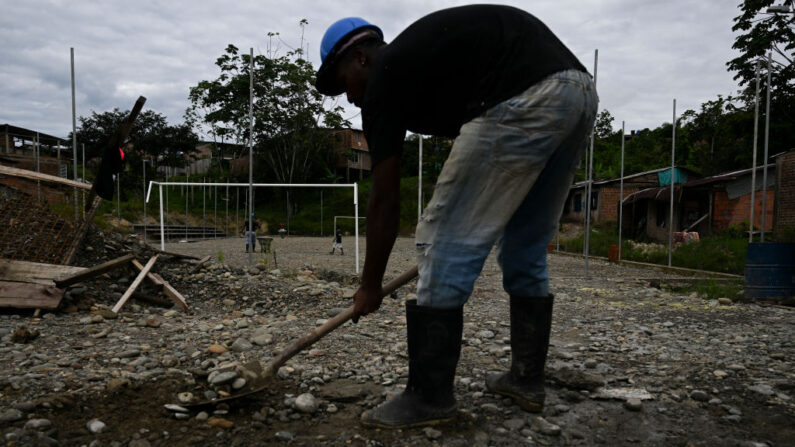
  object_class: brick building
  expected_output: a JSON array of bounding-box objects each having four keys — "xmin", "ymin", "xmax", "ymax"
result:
[
  {"xmin": 622, "ymin": 165, "xmax": 777, "ymax": 241},
  {"xmin": 562, "ymin": 167, "xmax": 695, "ymax": 224},
  {"xmin": 330, "ymin": 128, "xmax": 370, "ymax": 182},
  {"xmin": 0, "ymin": 125, "xmax": 74, "ymax": 205},
  {"xmin": 1, "ymin": 124, "xmax": 70, "ymax": 174},
  {"xmin": 773, "ymin": 150, "xmax": 795, "ymax": 238},
  {"xmin": 228, "ymin": 129, "xmax": 370, "ymax": 182}
]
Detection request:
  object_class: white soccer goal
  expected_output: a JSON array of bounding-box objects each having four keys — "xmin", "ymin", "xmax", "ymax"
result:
[{"xmin": 147, "ymin": 181, "xmax": 361, "ymax": 273}]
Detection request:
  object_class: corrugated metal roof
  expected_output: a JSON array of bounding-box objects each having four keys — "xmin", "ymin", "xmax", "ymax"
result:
[
  {"xmin": 570, "ymin": 166, "xmax": 698, "ymax": 189},
  {"xmin": 684, "ymin": 164, "xmax": 775, "ymax": 188},
  {"xmin": 1, "ymin": 124, "xmax": 67, "ymax": 145},
  {"xmin": 622, "ymin": 184, "xmax": 682, "ymax": 204}
]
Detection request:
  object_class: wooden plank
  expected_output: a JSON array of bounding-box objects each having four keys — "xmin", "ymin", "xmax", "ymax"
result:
[
  {"xmin": 153, "ymin": 249, "xmax": 201, "ymax": 260},
  {"xmin": 189, "ymin": 255, "xmax": 212, "ymax": 273},
  {"xmin": 132, "ymin": 291, "xmax": 172, "ymax": 307},
  {"xmin": 63, "ymin": 195, "xmax": 103, "ymax": 265},
  {"xmin": 0, "ymin": 164, "xmax": 91, "ymax": 190},
  {"xmin": 131, "ymin": 259, "xmax": 164, "ymax": 287},
  {"xmin": 54, "ymin": 254, "xmax": 135, "ymax": 288},
  {"xmin": 112, "ymin": 255, "xmax": 158, "ymax": 313},
  {"xmin": 0, "ymin": 259, "xmax": 86, "ymax": 285},
  {"xmin": 0, "ymin": 281, "xmax": 64, "ymax": 309},
  {"xmin": 152, "ymin": 273, "xmax": 189, "ymax": 311}
]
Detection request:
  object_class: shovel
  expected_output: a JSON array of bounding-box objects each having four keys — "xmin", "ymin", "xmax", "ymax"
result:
[{"xmin": 185, "ymin": 266, "xmax": 419, "ymax": 408}]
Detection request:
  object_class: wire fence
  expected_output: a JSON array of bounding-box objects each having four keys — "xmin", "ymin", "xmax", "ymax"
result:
[{"xmin": 0, "ymin": 169, "xmax": 98, "ymax": 264}]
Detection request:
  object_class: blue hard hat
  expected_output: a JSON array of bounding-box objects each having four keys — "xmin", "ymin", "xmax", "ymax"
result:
[{"xmin": 315, "ymin": 17, "xmax": 382, "ymax": 96}]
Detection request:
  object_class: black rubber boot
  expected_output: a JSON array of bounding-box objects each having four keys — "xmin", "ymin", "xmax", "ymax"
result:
[
  {"xmin": 361, "ymin": 299, "xmax": 463, "ymax": 428},
  {"xmin": 485, "ymin": 294, "xmax": 553, "ymax": 412}
]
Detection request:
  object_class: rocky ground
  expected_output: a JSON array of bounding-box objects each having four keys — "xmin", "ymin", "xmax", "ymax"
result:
[{"xmin": 0, "ymin": 229, "xmax": 792, "ymax": 447}]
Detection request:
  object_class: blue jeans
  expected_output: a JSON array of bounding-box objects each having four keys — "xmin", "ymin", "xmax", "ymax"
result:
[{"xmin": 416, "ymin": 70, "xmax": 598, "ymax": 308}]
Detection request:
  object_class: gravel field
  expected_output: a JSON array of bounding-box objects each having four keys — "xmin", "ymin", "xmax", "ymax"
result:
[{"xmin": 0, "ymin": 230, "xmax": 792, "ymax": 446}]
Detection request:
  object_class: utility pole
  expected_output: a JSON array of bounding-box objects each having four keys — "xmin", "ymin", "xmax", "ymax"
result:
[
  {"xmin": 248, "ymin": 47, "xmax": 254, "ymax": 266},
  {"xmin": 749, "ymin": 62, "xmax": 761, "ymax": 243},
  {"xmin": 70, "ymin": 47, "xmax": 78, "ymax": 220},
  {"xmin": 583, "ymin": 49, "xmax": 598, "ymax": 277}
]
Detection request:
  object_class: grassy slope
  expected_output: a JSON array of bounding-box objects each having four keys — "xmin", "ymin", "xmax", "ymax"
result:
[{"xmin": 558, "ymin": 223, "xmax": 748, "ymax": 275}]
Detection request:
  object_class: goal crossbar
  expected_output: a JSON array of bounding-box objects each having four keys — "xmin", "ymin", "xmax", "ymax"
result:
[{"xmin": 146, "ymin": 181, "xmax": 360, "ymax": 273}]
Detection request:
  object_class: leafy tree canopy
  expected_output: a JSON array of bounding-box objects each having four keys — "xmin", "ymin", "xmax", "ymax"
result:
[
  {"xmin": 727, "ymin": 0, "xmax": 794, "ymax": 104},
  {"xmin": 73, "ymin": 108, "xmax": 198, "ymax": 196},
  {"xmin": 187, "ymin": 21, "xmax": 349, "ymax": 187}
]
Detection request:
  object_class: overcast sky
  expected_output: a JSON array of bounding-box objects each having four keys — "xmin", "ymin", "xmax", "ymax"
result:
[{"xmin": 0, "ymin": 0, "xmax": 745, "ymax": 140}]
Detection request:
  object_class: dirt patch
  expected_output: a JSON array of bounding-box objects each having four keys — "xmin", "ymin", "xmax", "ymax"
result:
[{"xmin": 24, "ymin": 377, "xmax": 485, "ymax": 446}]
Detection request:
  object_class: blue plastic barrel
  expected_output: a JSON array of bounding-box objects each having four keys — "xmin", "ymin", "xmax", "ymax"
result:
[{"xmin": 744, "ymin": 243, "xmax": 795, "ymax": 299}]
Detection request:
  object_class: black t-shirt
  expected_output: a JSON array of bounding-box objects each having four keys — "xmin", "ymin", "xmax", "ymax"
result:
[{"xmin": 362, "ymin": 4, "xmax": 587, "ymax": 167}]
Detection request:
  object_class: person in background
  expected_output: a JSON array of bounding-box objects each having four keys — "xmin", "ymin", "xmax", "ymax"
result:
[
  {"xmin": 243, "ymin": 213, "xmax": 259, "ymax": 253},
  {"xmin": 330, "ymin": 227, "xmax": 344, "ymax": 255}
]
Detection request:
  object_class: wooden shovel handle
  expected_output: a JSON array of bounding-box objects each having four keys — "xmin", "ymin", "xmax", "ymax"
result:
[{"xmin": 262, "ymin": 266, "xmax": 418, "ymax": 377}]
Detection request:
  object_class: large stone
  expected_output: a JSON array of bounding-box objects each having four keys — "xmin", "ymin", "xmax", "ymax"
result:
[
  {"xmin": 533, "ymin": 417, "xmax": 561, "ymax": 436},
  {"xmin": 177, "ymin": 392, "xmax": 194, "ymax": 404},
  {"xmin": 208, "ymin": 417, "xmax": 234, "ymax": 428},
  {"xmin": 624, "ymin": 398, "xmax": 643, "ymax": 411},
  {"xmin": 87, "ymin": 419, "xmax": 107, "ymax": 434},
  {"xmin": 423, "ymin": 427, "xmax": 443, "ymax": 440},
  {"xmin": 207, "ymin": 344, "xmax": 227, "ymax": 354},
  {"xmin": 690, "ymin": 390, "xmax": 710, "ymax": 402},
  {"xmin": 230, "ymin": 338, "xmax": 253, "ymax": 352},
  {"xmin": 0, "ymin": 409, "xmax": 24, "ymax": 423},
  {"xmin": 504, "ymin": 418, "xmax": 526, "ymax": 431},
  {"xmin": 106, "ymin": 378, "xmax": 131, "ymax": 392},
  {"xmin": 164, "ymin": 404, "xmax": 189, "ymax": 413},
  {"xmin": 319, "ymin": 379, "xmax": 379, "ymax": 402},
  {"xmin": 24, "ymin": 419, "xmax": 53, "ymax": 430},
  {"xmin": 550, "ymin": 366, "xmax": 605, "ymax": 391},
  {"xmin": 747, "ymin": 384, "xmax": 775, "ymax": 396},
  {"xmin": 275, "ymin": 431, "xmax": 295, "ymax": 441},
  {"xmin": 209, "ymin": 371, "xmax": 238, "ymax": 386},
  {"xmin": 252, "ymin": 334, "xmax": 273, "ymax": 346},
  {"xmin": 295, "ymin": 393, "xmax": 318, "ymax": 413}
]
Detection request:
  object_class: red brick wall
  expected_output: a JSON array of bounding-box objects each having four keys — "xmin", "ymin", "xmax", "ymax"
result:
[
  {"xmin": 712, "ymin": 190, "xmax": 775, "ymax": 230},
  {"xmin": 598, "ymin": 186, "xmax": 640, "ymax": 222},
  {"xmin": 774, "ymin": 151, "xmax": 795, "ymax": 233}
]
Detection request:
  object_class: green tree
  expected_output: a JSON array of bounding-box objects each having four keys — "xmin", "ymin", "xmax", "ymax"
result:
[
  {"xmin": 187, "ymin": 24, "xmax": 349, "ymax": 185},
  {"xmin": 727, "ymin": 0, "xmax": 795, "ymax": 170},
  {"xmin": 187, "ymin": 22, "xmax": 349, "ymax": 217},
  {"xmin": 728, "ymin": 0, "xmax": 794, "ymax": 102},
  {"xmin": 73, "ymin": 109, "xmax": 198, "ymax": 198}
]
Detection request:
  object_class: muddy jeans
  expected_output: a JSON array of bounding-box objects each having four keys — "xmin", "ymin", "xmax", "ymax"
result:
[{"xmin": 416, "ymin": 70, "xmax": 598, "ymax": 308}]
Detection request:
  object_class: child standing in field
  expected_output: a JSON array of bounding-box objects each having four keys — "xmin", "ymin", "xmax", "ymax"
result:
[
  {"xmin": 243, "ymin": 213, "xmax": 259, "ymax": 253},
  {"xmin": 330, "ymin": 227, "xmax": 344, "ymax": 255}
]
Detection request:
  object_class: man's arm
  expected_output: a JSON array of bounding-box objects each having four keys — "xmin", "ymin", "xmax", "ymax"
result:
[{"xmin": 352, "ymin": 155, "xmax": 401, "ymax": 322}]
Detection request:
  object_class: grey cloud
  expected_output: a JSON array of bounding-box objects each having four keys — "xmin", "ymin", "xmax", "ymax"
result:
[{"xmin": 1, "ymin": 0, "xmax": 745, "ymax": 138}]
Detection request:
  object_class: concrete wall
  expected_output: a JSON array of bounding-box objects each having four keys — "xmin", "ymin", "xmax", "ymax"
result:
[{"xmin": 645, "ymin": 200, "xmax": 680, "ymax": 241}]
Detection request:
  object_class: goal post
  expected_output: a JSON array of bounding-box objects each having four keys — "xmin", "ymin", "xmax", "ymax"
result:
[{"xmin": 147, "ymin": 181, "xmax": 361, "ymax": 274}]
